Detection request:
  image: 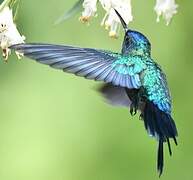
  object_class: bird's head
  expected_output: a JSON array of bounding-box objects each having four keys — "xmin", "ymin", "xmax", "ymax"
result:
[{"xmin": 114, "ymin": 9, "xmax": 151, "ymax": 56}]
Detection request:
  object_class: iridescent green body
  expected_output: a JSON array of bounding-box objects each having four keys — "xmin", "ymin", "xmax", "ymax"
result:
[{"xmin": 111, "ymin": 53, "xmax": 171, "ymax": 114}]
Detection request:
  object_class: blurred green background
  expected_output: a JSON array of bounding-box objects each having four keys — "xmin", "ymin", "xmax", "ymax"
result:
[{"xmin": 0, "ymin": 0, "xmax": 192, "ymax": 179}]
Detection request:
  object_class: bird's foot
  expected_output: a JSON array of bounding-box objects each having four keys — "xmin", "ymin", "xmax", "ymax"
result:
[
  {"xmin": 130, "ymin": 102, "xmax": 138, "ymax": 116},
  {"xmin": 139, "ymin": 113, "xmax": 143, "ymax": 120}
]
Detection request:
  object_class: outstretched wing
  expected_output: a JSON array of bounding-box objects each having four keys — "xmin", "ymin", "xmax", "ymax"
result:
[{"xmin": 11, "ymin": 43, "xmax": 146, "ymax": 89}]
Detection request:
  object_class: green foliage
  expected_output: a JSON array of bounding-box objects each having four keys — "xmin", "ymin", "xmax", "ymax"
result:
[{"xmin": 55, "ymin": 0, "xmax": 83, "ymax": 24}]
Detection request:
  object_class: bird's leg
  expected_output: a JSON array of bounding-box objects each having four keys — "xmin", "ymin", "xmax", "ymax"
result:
[
  {"xmin": 138, "ymin": 88, "xmax": 146, "ymax": 120},
  {"xmin": 130, "ymin": 97, "xmax": 139, "ymax": 116},
  {"xmin": 125, "ymin": 89, "xmax": 140, "ymax": 116}
]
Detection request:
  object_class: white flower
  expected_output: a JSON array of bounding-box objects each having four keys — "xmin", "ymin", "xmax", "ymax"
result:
[
  {"xmin": 61, "ymin": 0, "xmax": 180, "ymax": 38},
  {"xmin": 154, "ymin": 0, "xmax": 178, "ymax": 25},
  {"xmin": 80, "ymin": 0, "xmax": 133, "ymax": 38},
  {"xmin": 79, "ymin": 0, "xmax": 98, "ymax": 22},
  {"xmin": 100, "ymin": 0, "xmax": 133, "ymax": 38},
  {"xmin": 0, "ymin": 6, "xmax": 25, "ymax": 61}
]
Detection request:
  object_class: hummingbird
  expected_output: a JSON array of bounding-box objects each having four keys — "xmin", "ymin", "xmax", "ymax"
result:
[{"xmin": 10, "ymin": 9, "xmax": 178, "ymax": 176}]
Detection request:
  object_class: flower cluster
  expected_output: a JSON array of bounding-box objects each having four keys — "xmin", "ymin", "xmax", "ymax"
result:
[
  {"xmin": 0, "ymin": 0, "xmax": 25, "ymax": 61},
  {"xmin": 0, "ymin": 0, "xmax": 180, "ymax": 61},
  {"xmin": 80, "ymin": 0, "xmax": 133, "ymax": 38},
  {"xmin": 78, "ymin": 0, "xmax": 178, "ymax": 37},
  {"xmin": 154, "ymin": 0, "xmax": 178, "ymax": 25}
]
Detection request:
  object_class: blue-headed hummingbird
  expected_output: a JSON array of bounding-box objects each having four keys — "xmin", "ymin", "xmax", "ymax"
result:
[{"xmin": 11, "ymin": 9, "xmax": 178, "ymax": 176}]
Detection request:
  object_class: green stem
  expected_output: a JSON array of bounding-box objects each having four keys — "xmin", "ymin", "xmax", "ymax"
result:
[
  {"xmin": 55, "ymin": 0, "xmax": 83, "ymax": 24},
  {"xmin": 0, "ymin": 0, "xmax": 18, "ymax": 12}
]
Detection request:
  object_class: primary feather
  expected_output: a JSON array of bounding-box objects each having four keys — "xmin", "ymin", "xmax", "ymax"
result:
[{"xmin": 12, "ymin": 43, "xmax": 144, "ymax": 89}]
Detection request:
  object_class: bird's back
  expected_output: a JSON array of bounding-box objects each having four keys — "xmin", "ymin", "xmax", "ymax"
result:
[{"xmin": 142, "ymin": 58, "xmax": 172, "ymax": 114}]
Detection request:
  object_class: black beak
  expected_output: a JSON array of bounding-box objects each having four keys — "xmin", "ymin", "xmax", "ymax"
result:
[{"xmin": 114, "ymin": 9, "xmax": 128, "ymax": 32}]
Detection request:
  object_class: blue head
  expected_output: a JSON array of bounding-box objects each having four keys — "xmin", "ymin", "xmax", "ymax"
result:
[
  {"xmin": 122, "ymin": 30, "xmax": 151, "ymax": 55},
  {"xmin": 114, "ymin": 10, "xmax": 151, "ymax": 56}
]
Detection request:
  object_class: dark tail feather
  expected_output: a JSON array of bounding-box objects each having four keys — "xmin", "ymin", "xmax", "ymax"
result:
[
  {"xmin": 158, "ymin": 139, "xmax": 164, "ymax": 177},
  {"xmin": 167, "ymin": 138, "xmax": 172, "ymax": 156},
  {"xmin": 143, "ymin": 100, "xmax": 178, "ymax": 176}
]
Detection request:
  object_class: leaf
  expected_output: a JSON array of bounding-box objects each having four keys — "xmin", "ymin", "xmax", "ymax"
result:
[
  {"xmin": 55, "ymin": 0, "xmax": 83, "ymax": 25},
  {"xmin": 13, "ymin": 0, "xmax": 20, "ymax": 21}
]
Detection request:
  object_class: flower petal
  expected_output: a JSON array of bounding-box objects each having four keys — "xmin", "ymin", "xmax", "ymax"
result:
[
  {"xmin": 100, "ymin": 0, "xmax": 133, "ymax": 37},
  {"xmin": 0, "ymin": 6, "xmax": 25, "ymax": 60},
  {"xmin": 80, "ymin": 0, "xmax": 98, "ymax": 23},
  {"xmin": 154, "ymin": 0, "xmax": 178, "ymax": 25}
]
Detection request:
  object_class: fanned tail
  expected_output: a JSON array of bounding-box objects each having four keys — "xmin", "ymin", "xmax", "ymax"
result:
[
  {"xmin": 143, "ymin": 100, "xmax": 178, "ymax": 176},
  {"xmin": 98, "ymin": 85, "xmax": 178, "ymax": 176}
]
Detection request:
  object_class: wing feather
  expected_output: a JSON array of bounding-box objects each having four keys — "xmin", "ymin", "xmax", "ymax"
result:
[{"xmin": 11, "ymin": 43, "xmax": 146, "ymax": 89}]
